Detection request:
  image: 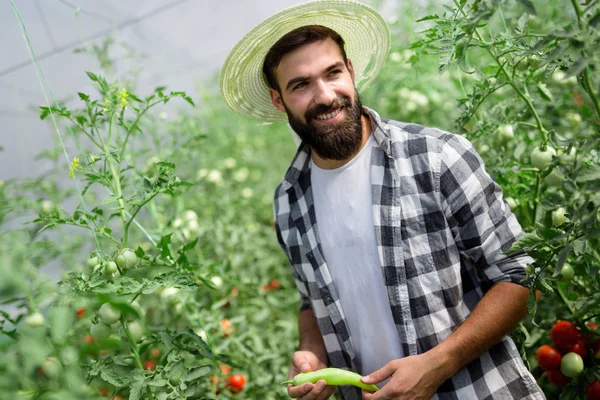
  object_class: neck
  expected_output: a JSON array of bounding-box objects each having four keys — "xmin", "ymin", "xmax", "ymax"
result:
[{"xmin": 311, "ymin": 110, "xmax": 372, "ymax": 170}]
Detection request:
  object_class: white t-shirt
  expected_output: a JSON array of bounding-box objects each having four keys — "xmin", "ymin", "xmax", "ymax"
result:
[{"xmin": 310, "ymin": 134, "xmax": 404, "ymax": 376}]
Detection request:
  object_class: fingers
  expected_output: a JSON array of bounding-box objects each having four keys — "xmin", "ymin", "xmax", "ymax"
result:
[
  {"xmin": 361, "ymin": 361, "xmax": 395, "ymax": 385},
  {"xmin": 287, "ymin": 380, "xmax": 336, "ymax": 400}
]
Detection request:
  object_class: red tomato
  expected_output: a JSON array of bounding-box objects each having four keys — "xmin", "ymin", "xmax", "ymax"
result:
[
  {"xmin": 83, "ymin": 335, "xmax": 94, "ymax": 344},
  {"xmin": 536, "ymin": 345, "xmax": 562, "ymax": 370},
  {"xmin": 269, "ymin": 279, "xmax": 280, "ymax": 289},
  {"xmin": 220, "ymin": 364, "xmax": 232, "ymax": 374},
  {"xmin": 547, "ymin": 369, "xmax": 569, "ymax": 386},
  {"xmin": 566, "ymin": 339, "xmax": 588, "ymax": 359},
  {"xmin": 551, "ymin": 321, "xmax": 581, "ymax": 349},
  {"xmin": 143, "ymin": 360, "xmax": 156, "ymax": 371},
  {"xmin": 76, "ymin": 307, "xmax": 86, "ymax": 318},
  {"xmin": 588, "ymin": 380, "xmax": 600, "ymax": 400},
  {"xmin": 220, "ymin": 318, "xmax": 235, "ymax": 337},
  {"xmin": 227, "ymin": 374, "xmax": 247, "ymax": 392}
]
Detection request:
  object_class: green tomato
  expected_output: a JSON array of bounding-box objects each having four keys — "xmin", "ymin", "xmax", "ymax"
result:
[
  {"xmin": 560, "ymin": 263, "xmax": 575, "ymax": 282},
  {"xmin": 531, "ymin": 146, "xmax": 556, "ymax": 170},
  {"xmin": 552, "ymin": 207, "xmax": 568, "ymax": 226},
  {"xmin": 105, "ymin": 261, "xmax": 118, "ymax": 274},
  {"xmin": 126, "ymin": 320, "xmax": 144, "ymax": 342},
  {"xmin": 127, "ymin": 300, "xmax": 144, "ymax": 321},
  {"xmin": 545, "ymin": 168, "xmax": 565, "ymax": 187},
  {"xmin": 25, "ymin": 312, "xmax": 45, "ymax": 327},
  {"xmin": 561, "ymin": 352, "xmax": 584, "ymax": 378},
  {"xmin": 90, "ymin": 322, "xmax": 112, "ymax": 340},
  {"xmin": 87, "ymin": 256, "xmax": 99, "ymax": 269},
  {"xmin": 116, "ymin": 248, "xmax": 138, "ymax": 270},
  {"xmin": 497, "ymin": 124, "xmax": 514, "ymax": 144},
  {"xmin": 559, "ymin": 147, "xmax": 577, "ymax": 163},
  {"xmin": 98, "ymin": 303, "xmax": 121, "ymax": 325}
]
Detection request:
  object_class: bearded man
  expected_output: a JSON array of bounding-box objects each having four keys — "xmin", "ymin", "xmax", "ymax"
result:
[{"xmin": 220, "ymin": 1, "xmax": 545, "ymax": 399}]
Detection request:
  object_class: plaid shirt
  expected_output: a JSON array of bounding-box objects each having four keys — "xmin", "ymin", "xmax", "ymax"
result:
[{"xmin": 274, "ymin": 108, "xmax": 544, "ymax": 400}]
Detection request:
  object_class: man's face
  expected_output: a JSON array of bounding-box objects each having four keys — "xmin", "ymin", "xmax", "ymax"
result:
[{"xmin": 269, "ymin": 38, "xmax": 363, "ymax": 160}]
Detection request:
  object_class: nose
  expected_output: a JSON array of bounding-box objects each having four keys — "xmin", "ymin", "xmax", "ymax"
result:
[{"xmin": 313, "ymin": 80, "xmax": 336, "ymax": 106}]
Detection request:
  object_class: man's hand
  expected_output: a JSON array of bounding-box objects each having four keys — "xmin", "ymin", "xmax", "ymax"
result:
[
  {"xmin": 360, "ymin": 353, "xmax": 450, "ymax": 400},
  {"xmin": 287, "ymin": 350, "xmax": 336, "ymax": 399}
]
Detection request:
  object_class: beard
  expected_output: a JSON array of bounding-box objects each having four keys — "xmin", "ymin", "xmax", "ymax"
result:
[{"xmin": 284, "ymin": 91, "xmax": 364, "ymax": 161}]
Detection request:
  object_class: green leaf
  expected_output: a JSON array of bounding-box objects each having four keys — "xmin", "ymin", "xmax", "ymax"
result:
[
  {"xmin": 508, "ymin": 231, "xmax": 544, "ymax": 253},
  {"xmin": 527, "ymin": 290, "xmax": 538, "ymax": 324},
  {"xmin": 516, "ymin": 0, "xmax": 537, "ymax": 15},
  {"xmin": 129, "ymin": 381, "xmax": 144, "ymax": 400},
  {"xmin": 39, "ymin": 106, "xmax": 50, "ymax": 120},
  {"xmin": 77, "ymin": 92, "xmax": 90, "ymax": 101},
  {"xmin": 100, "ymin": 368, "xmax": 126, "ymax": 386},
  {"xmin": 181, "ymin": 365, "xmax": 212, "ymax": 382},
  {"xmin": 416, "ymin": 14, "xmax": 439, "ymax": 22},
  {"xmin": 566, "ymin": 57, "xmax": 588, "ymax": 78},
  {"xmin": 536, "ymin": 83, "xmax": 553, "ymax": 102},
  {"xmin": 576, "ymin": 165, "xmax": 600, "ymax": 182},
  {"xmin": 86, "ymin": 71, "xmax": 98, "ymax": 82},
  {"xmin": 182, "ymin": 238, "xmax": 198, "ymax": 252}
]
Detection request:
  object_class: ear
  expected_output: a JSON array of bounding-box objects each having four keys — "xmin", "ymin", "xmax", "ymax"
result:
[
  {"xmin": 347, "ymin": 59, "xmax": 356, "ymax": 82},
  {"xmin": 269, "ymin": 88, "xmax": 286, "ymax": 113}
]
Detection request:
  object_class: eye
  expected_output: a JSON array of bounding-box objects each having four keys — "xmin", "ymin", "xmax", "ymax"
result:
[
  {"xmin": 293, "ymin": 82, "xmax": 308, "ymax": 91},
  {"xmin": 329, "ymin": 69, "xmax": 342, "ymax": 77}
]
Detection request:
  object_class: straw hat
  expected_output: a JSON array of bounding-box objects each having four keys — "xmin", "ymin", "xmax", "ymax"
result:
[{"xmin": 219, "ymin": 0, "xmax": 391, "ymax": 123}]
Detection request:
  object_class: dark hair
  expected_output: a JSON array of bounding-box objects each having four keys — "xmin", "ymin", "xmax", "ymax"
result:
[{"xmin": 262, "ymin": 25, "xmax": 347, "ymax": 92}]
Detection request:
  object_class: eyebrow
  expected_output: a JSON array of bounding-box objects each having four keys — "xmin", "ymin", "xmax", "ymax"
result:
[{"xmin": 284, "ymin": 61, "xmax": 345, "ymax": 92}]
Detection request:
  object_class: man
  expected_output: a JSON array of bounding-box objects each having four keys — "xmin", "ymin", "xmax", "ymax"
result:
[{"xmin": 220, "ymin": 1, "xmax": 544, "ymax": 399}]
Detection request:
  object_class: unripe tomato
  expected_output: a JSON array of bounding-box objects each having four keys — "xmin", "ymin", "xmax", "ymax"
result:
[
  {"xmin": 98, "ymin": 303, "xmax": 121, "ymax": 325},
  {"xmin": 90, "ymin": 323, "xmax": 112, "ymax": 340},
  {"xmin": 588, "ymin": 380, "xmax": 600, "ymax": 400},
  {"xmin": 105, "ymin": 261, "xmax": 118, "ymax": 274},
  {"xmin": 560, "ymin": 263, "xmax": 575, "ymax": 282},
  {"xmin": 227, "ymin": 374, "xmax": 247, "ymax": 392},
  {"xmin": 116, "ymin": 248, "xmax": 138, "ymax": 269},
  {"xmin": 552, "ymin": 207, "xmax": 568, "ymax": 226},
  {"xmin": 545, "ymin": 168, "xmax": 565, "ymax": 187},
  {"xmin": 531, "ymin": 145, "xmax": 556, "ymax": 170},
  {"xmin": 127, "ymin": 300, "xmax": 144, "ymax": 321},
  {"xmin": 536, "ymin": 345, "xmax": 562, "ymax": 370},
  {"xmin": 126, "ymin": 321, "xmax": 144, "ymax": 342},
  {"xmin": 25, "ymin": 312, "xmax": 45, "ymax": 327},
  {"xmin": 560, "ymin": 352, "xmax": 584, "ymax": 378},
  {"xmin": 497, "ymin": 124, "xmax": 514, "ymax": 144},
  {"xmin": 87, "ymin": 256, "xmax": 99, "ymax": 269},
  {"xmin": 547, "ymin": 369, "xmax": 569, "ymax": 386},
  {"xmin": 551, "ymin": 321, "xmax": 581, "ymax": 349}
]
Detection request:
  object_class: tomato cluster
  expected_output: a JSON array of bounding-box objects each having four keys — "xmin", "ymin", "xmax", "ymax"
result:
[
  {"xmin": 210, "ymin": 364, "xmax": 247, "ymax": 395},
  {"xmin": 536, "ymin": 321, "xmax": 600, "ymax": 397}
]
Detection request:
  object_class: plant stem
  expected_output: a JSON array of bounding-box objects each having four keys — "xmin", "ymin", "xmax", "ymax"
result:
[
  {"xmin": 557, "ymin": 285, "xmax": 576, "ymax": 314},
  {"xmin": 122, "ymin": 319, "xmax": 155, "ymax": 400},
  {"xmin": 99, "ymin": 113, "xmax": 128, "ymax": 245},
  {"xmin": 124, "ymin": 192, "xmax": 160, "ymax": 241},
  {"xmin": 452, "ymin": 0, "xmax": 548, "ymax": 141},
  {"xmin": 119, "ymin": 99, "xmax": 163, "ymax": 161},
  {"xmin": 531, "ymin": 174, "xmax": 541, "ymax": 228}
]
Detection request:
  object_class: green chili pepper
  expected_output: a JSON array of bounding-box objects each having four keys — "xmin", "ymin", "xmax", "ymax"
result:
[{"xmin": 281, "ymin": 368, "xmax": 378, "ymax": 392}]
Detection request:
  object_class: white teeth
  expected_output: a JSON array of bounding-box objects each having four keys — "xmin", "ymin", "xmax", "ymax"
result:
[{"xmin": 315, "ymin": 108, "xmax": 341, "ymax": 120}]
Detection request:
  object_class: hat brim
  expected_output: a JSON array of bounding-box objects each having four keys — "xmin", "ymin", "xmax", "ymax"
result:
[{"xmin": 219, "ymin": 0, "xmax": 390, "ymax": 123}]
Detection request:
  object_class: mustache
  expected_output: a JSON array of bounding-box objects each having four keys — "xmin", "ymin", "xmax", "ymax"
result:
[{"xmin": 305, "ymin": 96, "xmax": 352, "ymax": 122}]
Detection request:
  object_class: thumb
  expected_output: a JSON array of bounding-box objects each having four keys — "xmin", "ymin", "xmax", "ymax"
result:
[{"xmin": 361, "ymin": 363, "xmax": 395, "ymax": 385}]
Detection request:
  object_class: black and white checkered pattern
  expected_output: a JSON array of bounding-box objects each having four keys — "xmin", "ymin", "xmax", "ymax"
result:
[{"xmin": 274, "ymin": 108, "xmax": 544, "ymax": 400}]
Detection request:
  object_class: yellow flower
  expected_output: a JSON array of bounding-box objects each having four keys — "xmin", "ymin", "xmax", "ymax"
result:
[
  {"xmin": 69, "ymin": 157, "xmax": 80, "ymax": 179},
  {"xmin": 119, "ymin": 88, "xmax": 129, "ymax": 108}
]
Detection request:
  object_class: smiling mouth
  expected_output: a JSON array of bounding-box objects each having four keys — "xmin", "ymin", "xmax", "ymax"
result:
[{"xmin": 314, "ymin": 108, "xmax": 342, "ymax": 121}]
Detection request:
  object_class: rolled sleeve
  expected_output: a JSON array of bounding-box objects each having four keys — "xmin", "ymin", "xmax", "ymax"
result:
[{"xmin": 438, "ymin": 134, "xmax": 533, "ymax": 287}]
